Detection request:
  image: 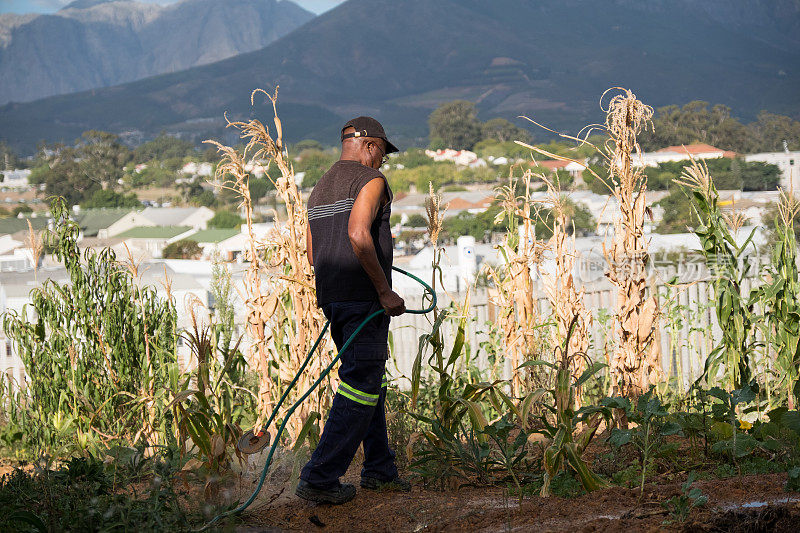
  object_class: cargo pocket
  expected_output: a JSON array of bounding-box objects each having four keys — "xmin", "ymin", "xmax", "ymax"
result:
[{"xmin": 353, "ymin": 342, "xmax": 389, "ymax": 361}]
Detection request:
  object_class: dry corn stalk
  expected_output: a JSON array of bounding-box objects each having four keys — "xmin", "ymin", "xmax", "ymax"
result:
[
  {"xmin": 534, "ymin": 172, "xmax": 592, "ymax": 406},
  {"xmin": 601, "ymin": 89, "xmax": 662, "ymax": 398},
  {"xmin": 486, "ymin": 172, "xmax": 545, "ymax": 396},
  {"xmin": 205, "ymin": 88, "xmax": 331, "ymax": 439},
  {"xmin": 516, "ymin": 88, "xmax": 662, "ymax": 398}
]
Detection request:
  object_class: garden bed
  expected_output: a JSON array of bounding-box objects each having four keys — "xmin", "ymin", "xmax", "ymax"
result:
[{"xmin": 242, "ymin": 466, "xmax": 799, "ymax": 532}]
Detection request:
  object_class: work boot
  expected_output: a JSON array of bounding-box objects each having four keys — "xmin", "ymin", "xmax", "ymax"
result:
[
  {"xmin": 360, "ymin": 476, "xmax": 412, "ymax": 492},
  {"xmin": 295, "ymin": 479, "xmax": 356, "ymax": 504}
]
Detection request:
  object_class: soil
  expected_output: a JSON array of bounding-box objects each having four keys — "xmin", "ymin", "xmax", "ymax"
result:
[{"xmin": 239, "ymin": 465, "xmax": 800, "ymax": 532}]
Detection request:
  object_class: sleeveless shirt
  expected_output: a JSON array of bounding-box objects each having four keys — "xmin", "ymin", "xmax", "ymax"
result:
[{"xmin": 307, "ymin": 160, "xmax": 393, "ymax": 306}]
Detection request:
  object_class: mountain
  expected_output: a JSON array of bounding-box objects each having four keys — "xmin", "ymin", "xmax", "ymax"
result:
[
  {"xmin": 1, "ymin": 0, "xmax": 798, "ymax": 153},
  {"xmin": 0, "ymin": 0, "xmax": 314, "ymax": 105}
]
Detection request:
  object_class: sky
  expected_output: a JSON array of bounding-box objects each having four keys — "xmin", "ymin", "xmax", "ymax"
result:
[{"xmin": 0, "ymin": 0, "xmax": 345, "ymax": 15}]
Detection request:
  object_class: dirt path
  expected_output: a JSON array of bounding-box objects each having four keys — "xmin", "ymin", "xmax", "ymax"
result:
[{"xmin": 240, "ymin": 470, "xmax": 800, "ymax": 532}]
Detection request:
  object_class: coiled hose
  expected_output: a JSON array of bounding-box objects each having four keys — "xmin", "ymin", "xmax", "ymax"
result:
[{"xmin": 199, "ymin": 266, "xmax": 436, "ymax": 530}]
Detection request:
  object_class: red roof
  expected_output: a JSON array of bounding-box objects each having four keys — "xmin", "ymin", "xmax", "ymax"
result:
[
  {"xmin": 446, "ymin": 198, "xmax": 476, "ymax": 210},
  {"xmin": 657, "ymin": 143, "xmax": 722, "ymax": 154},
  {"xmin": 532, "ymin": 159, "xmax": 570, "ymax": 170}
]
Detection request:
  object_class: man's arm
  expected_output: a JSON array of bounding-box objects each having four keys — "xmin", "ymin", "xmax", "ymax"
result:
[
  {"xmin": 306, "ymin": 225, "xmax": 313, "ymax": 267},
  {"xmin": 348, "ymin": 177, "xmax": 405, "ymax": 316}
]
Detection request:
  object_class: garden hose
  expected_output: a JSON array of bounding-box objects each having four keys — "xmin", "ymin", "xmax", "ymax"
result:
[{"xmin": 199, "ymin": 266, "xmax": 436, "ymax": 531}]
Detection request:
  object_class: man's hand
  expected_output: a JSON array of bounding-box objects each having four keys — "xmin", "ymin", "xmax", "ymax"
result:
[{"xmin": 379, "ymin": 289, "xmax": 406, "ymax": 316}]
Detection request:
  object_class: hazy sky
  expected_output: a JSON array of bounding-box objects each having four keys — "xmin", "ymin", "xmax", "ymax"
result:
[{"xmin": 0, "ymin": 0, "xmax": 346, "ymax": 15}]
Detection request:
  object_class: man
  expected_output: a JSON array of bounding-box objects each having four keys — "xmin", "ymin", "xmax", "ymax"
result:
[{"xmin": 296, "ymin": 117, "xmax": 410, "ymax": 504}]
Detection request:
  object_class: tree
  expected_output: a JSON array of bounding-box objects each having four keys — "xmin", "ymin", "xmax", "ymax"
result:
[
  {"xmin": 293, "ymin": 139, "xmax": 324, "ymax": 152},
  {"xmin": 135, "ymin": 132, "xmax": 196, "ymax": 162},
  {"xmin": 75, "ymin": 130, "xmax": 132, "ymax": 191},
  {"xmin": 162, "ymin": 239, "xmax": 202, "ymax": 259},
  {"xmin": 442, "ymin": 207, "xmax": 503, "ymax": 241},
  {"xmin": 641, "ymin": 101, "xmax": 800, "ymax": 154},
  {"xmin": 0, "ymin": 141, "xmax": 18, "ymax": 171},
  {"xmin": 195, "ymin": 190, "xmax": 217, "ymax": 207},
  {"xmin": 81, "ymin": 189, "xmax": 141, "ymax": 209},
  {"xmin": 644, "ymin": 158, "xmax": 780, "ymax": 192},
  {"xmin": 481, "ymin": 118, "xmax": 532, "ymax": 144},
  {"xmin": 428, "ymin": 100, "xmax": 482, "ymax": 150},
  {"xmin": 12, "ymin": 204, "xmax": 32, "ymax": 216},
  {"xmin": 737, "ymin": 160, "xmax": 780, "ymax": 191},
  {"xmin": 297, "ymin": 149, "xmax": 339, "ymax": 188},
  {"xmin": 249, "ymin": 178, "xmax": 274, "ymax": 202},
  {"xmin": 641, "ymin": 102, "xmax": 748, "ymax": 152},
  {"xmin": 43, "ymin": 153, "xmax": 97, "ymax": 206},
  {"xmin": 405, "ymin": 213, "xmax": 428, "ymax": 227},
  {"xmin": 747, "ymin": 112, "xmax": 800, "ymax": 152},
  {"xmin": 533, "ymin": 198, "xmax": 596, "ymax": 238},
  {"xmin": 209, "ymin": 210, "xmax": 242, "ymax": 229},
  {"xmin": 655, "ymin": 189, "xmax": 697, "ymax": 234}
]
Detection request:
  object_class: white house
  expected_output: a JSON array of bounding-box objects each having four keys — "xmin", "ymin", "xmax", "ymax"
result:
[
  {"xmin": 0, "ymin": 169, "xmax": 31, "ymax": 190},
  {"xmin": 744, "ymin": 151, "xmax": 800, "ymax": 191},
  {"xmin": 636, "ymin": 144, "xmax": 736, "ymax": 167},
  {"xmin": 181, "ymin": 162, "xmax": 214, "ymax": 177},
  {"xmin": 103, "ymin": 207, "xmax": 214, "ymax": 238},
  {"xmin": 115, "ymin": 226, "xmax": 195, "ymax": 258},
  {"xmin": 425, "ymin": 149, "xmax": 487, "ymax": 168}
]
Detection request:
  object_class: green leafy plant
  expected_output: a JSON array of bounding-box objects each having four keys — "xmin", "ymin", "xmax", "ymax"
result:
[
  {"xmin": 786, "ymin": 466, "xmax": 800, "ymax": 492},
  {"xmin": 708, "ymin": 382, "xmax": 760, "ymax": 461},
  {"xmin": 2, "ymin": 198, "xmax": 178, "ymax": 455},
  {"xmin": 522, "ymin": 316, "xmax": 610, "ymax": 496},
  {"xmin": 661, "ymin": 471, "xmax": 708, "ymax": 524},
  {"xmin": 675, "ymin": 159, "xmax": 760, "ymax": 390},
  {"xmin": 170, "ymin": 303, "xmax": 253, "ymax": 500},
  {"xmin": 606, "ymin": 390, "xmax": 681, "ymax": 495},
  {"xmin": 0, "ymin": 450, "xmax": 195, "ymax": 532},
  {"xmin": 757, "ymin": 191, "xmax": 800, "ymax": 408}
]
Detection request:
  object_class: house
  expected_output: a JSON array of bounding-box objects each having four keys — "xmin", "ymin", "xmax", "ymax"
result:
[
  {"xmin": 115, "ymin": 226, "xmax": 194, "ymax": 258},
  {"xmin": 530, "ymin": 159, "xmax": 588, "ymax": 183},
  {"xmin": 0, "ymin": 216, "xmax": 49, "ymax": 237},
  {"xmin": 71, "ymin": 207, "xmax": 134, "ymax": 238},
  {"xmin": 180, "ymin": 162, "xmax": 214, "ymax": 177},
  {"xmin": 636, "ymin": 144, "xmax": 736, "ymax": 167},
  {"xmin": 186, "ymin": 228, "xmax": 245, "ymax": 261},
  {"xmin": 104, "ymin": 206, "xmax": 214, "ymax": 238},
  {"xmin": 425, "ymin": 149, "xmax": 487, "ymax": 168},
  {"xmin": 0, "ymin": 169, "xmax": 31, "ymax": 190},
  {"xmin": 744, "ymin": 151, "xmax": 800, "ymax": 191}
]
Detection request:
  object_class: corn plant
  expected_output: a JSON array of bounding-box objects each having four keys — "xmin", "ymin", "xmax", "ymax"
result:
[
  {"xmin": 675, "ymin": 159, "xmax": 760, "ymax": 390},
  {"xmin": 535, "ymin": 171, "xmax": 593, "ymax": 408},
  {"xmin": 170, "ymin": 300, "xmax": 252, "ymax": 500},
  {"xmin": 2, "ymin": 198, "xmax": 177, "ymax": 454},
  {"xmin": 485, "ymin": 172, "xmax": 547, "ymax": 396},
  {"xmin": 521, "ymin": 315, "xmax": 610, "ymax": 496},
  {"xmin": 409, "ymin": 302, "xmax": 511, "ymax": 487},
  {"xmin": 518, "ymin": 88, "xmax": 662, "ymax": 400},
  {"xmin": 757, "ymin": 190, "xmax": 800, "ymax": 408},
  {"xmin": 205, "ymin": 88, "xmax": 332, "ymax": 441}
]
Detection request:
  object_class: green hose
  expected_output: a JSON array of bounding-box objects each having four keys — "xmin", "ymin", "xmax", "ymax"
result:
[{"xmin": 199, "ymin": 266, "xmax": 436, "ymax": 530}]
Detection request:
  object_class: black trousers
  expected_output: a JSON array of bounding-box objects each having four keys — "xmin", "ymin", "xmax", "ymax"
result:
[{"xmin": 299, "ymin": 300, "xmax": 398, "ymax": 488}]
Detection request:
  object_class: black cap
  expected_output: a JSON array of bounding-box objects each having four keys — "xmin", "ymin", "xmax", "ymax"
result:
[{"xmin": 341, "ymin": 116, "xmax": 399, "ymax": 154}]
